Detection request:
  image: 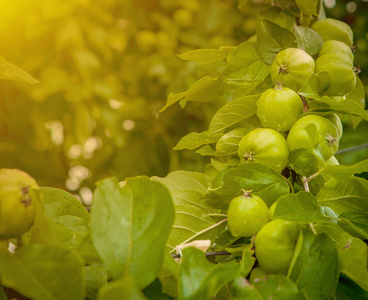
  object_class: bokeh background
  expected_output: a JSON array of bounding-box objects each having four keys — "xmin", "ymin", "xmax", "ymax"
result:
[{"xmin": 0, "ymin": 0, "xmax": 367, "ymax": 204}]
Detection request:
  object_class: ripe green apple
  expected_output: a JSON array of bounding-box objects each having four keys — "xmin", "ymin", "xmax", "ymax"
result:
[
  {"xmin": 238, "ymin": 128, "xmax": 289, "ymax": 173},
  {"xmin": 256, "ymin": 85, "xmax": 304, "ymax": 132},
  {"xmin": 311, "ymin": 18, "xmax": 353, "ymax": 46},
  {"xmin": 255, "ymin": 219, "xmax": 300, "ymax": 274},
  {"xmin": 318, "ymin": 40, "xmax": 354, "ymax": 61},
  {"xmin": 271, "ymin": 48, "xmax": 315, "ymax": 92},
  {"xmin": 227, "ymin": 191, "xmax": 270, "ymax": 238}
]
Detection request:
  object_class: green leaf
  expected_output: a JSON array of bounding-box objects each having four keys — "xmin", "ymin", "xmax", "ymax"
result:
[
  {"xmin": 152, "ymin": 171, "xmax": 219, "ymax": 253},
  {"xmin": 288, "ymin": 149, "xmax": 320, "ymax": 177},
  {"xmin": 240, "ymin": 243, "xmax": 256, "ymax": 278},
  {"xmin": 173, "ymin": 131, "xmax": 222, "ymax": 151},
  {"xmin": 219, "ymin": 41, "xmax": 270, "ymax": 85},
  {"xmin": 336, "ymin": 236, "xmax": 368, "ymax": 291},
  {"xmin": 0, "ymin": 55, "xmax": 39, "ymax": 84},
  {"xmin": 232, "ymin": 275, "xmax": 303, "ymax": 300},
  {"xmin": 298, "ymin": 72, "xmax": 331, "ymax": 96},
  {"xmin": 90, "ymin": 177, "xmax": 174, "ymax": 288},
  {"xmin": 178, "ymin": 46, "xmax": 235, "ymax": 64},
  {"xmin": 39, "ymin": 187, "xmax": 90, "ymax": 248},
  {"xmin": 196, "ymin": 144, "xmax": 215, "ymax": 156},
  {"xmin": 204, "ymin": 163, "xmax": 290, "ymax": 209},
  {"xmin": 316, "ymin": 177, "xmax": 368, "ymax": 214},
  {"xmin": 346, "ymin": 76, "xmax": 366, "ymax": 128},
  {"xmin": 213, "ymin": 127, "xmax": 253, "ymax": 157},
  {"xmin": 335, "ymin": 276, "xmax": 368, "ymax": 299},
  {"xmin": 288, "ymin": 231, "xmax": 339, "ymax": 300},
  {"xmin": 310, "ymin": 96, "xmax": 368, "ymax": 121},
  {"xmin": 294, "ymin": 26, "xmax": 323, "ymax": 56},
  {"xmin": 0, "ymin": 245, "xmax": 84, "ymax": 300},
  {"xmin": 339, "ymin": 211, "xmax": 368, "ymax": 240},
  {"xmin": 295, "ymin": 0, "xmax": 318, "ymax": 16},
  {"xmin": 97, "ymin": 275, "xmax": 146, "ymax": 300},
  {"xmin": 85, "ymin": 266, "xmax": 108, "ymax": 300},
  {"xmin": 179, "ymin": 247, "xmax": 240, "ymax": 300},
  {"xmin": 258, "ymin": 6, "xmax": 295, "ymax": 30},
  {"xmin": 160, "ymin": 76, "xmax": 225, "ymax": 112},
  {"xmin": 323, "ymin": 159, "xmax": 368, "ymax": 180},
  {"xmin": 208, "ymin": 95, "xmax": 259, "ymax": 136},
  {"xmin": 256, "ymin": 19, "xmax": 297, "ymax": 64},
  {"xmin": 272, "ymin": 192, "xmax": 325, "ymax": 223}
]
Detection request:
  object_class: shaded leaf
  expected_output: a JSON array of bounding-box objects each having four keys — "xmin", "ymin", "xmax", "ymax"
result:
[
  {"xmin": 288, "ymin": 149, "xmax": 320, "ymax": 177},
  {"xmin": 97, "ymin": 275, "xmax": 146, "ymax": 300},
  {"xmin": 179, "ymin": 247, "xmax": 240, "ymax": 300},
  {"xmin": 323, "ymin": 159, "xmax": 368, "ymax": 180},
  {"xmin": 258, "ymin": 6, "xmax": 295, "ymax": 30},
  {"xmin": 294, "ymin": 26, "xmax": 323, "ymax": 56},
  {"xmin": 339, "ymin": 211, "xmax": 368, "ymax": 240},
  {"xmin": 295, "ymin": 0, "xmax": 318, "ymax": 16},
  {"xmin": 0, "ymin": 245, "xmax": 84, "ymax": 300},
  {"xmin": 85, "ymin": 266, "xmax": 108, "ymax": 300},
  {"xmin": 256, "ymin": 19, "xmax": 297, "ymax": 64},
  {"xmin": 219, "ymin": 41, "xmax": 270, "ymax": 85},
  {"xmin": 213, "ymin": 127, "xmax": 253, "ymax": 157},
  {"xmin": 272, "ymin": 192, "xmax": 325, "ymax": 223},
  {"xmin": 204, "ymin": 163, "xmax": 290, "ymax": 209},
  {"xmin": 288, "ymin": 231, "xmax": 339, "ymax": 300}
]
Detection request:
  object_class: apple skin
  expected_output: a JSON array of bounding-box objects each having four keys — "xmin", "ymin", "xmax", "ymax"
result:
[{"xmin": 255, "ymin": 219, "xmax": 300, "ymax": 274}]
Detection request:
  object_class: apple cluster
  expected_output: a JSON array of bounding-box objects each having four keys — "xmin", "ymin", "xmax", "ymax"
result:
[{"xmin": 227, "ymin": 18, "xmax": 357, "ymax": 279}]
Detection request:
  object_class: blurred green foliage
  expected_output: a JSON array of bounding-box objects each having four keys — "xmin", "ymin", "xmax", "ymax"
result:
[{"xmin": 0, "ymin": 0, "xmax": 367, "ymax": 200}]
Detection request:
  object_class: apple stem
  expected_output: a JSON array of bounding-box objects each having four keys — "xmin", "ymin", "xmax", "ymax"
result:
[
  {"xmin": 241, "ymin": 189, "xmax": 252, "ymax": 197},
  {"xmin": 302, "ymin": 176, "xmax": 310, "ymax": 192},
  {"xmin": 274, "ymin": 81, "xmax": 283, "ymax": 90},
  {"xmin": 304, "ymin": 168, "xmax": 326, "ymax": 184}
]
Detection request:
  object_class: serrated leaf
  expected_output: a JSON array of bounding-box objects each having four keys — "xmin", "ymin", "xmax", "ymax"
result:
[
  {"xmin": 38, "ymin": 187, "xmax": 90, "ymax": 248},
  {"xmin": 232, "ymin": 275, "xmax": 303, "ymax": 300},
  {"xmin": 174, "ymin": 131, "xmax": 222, "ymax": 150},
  {"xmin": 178, "ymin": 46, "xmax": 235, "ymax": 64},
  {"xmin": 160, "ymin": 76, "xmax": 225, "ymax": 112},
  {"xmin": 97, "ymin": 275, "xmax": 146, "ymax": 300},
  {"xmin": 213, "ymin": 127, "xmax": 253, "ymax": 157},
  {"xmin": 0, "ymin": 55, "xmax": 39, "ymax": 84},
  {"xmin": 256, "ymin": 19, "xmax": 297, "ymax": 64},
  {"xmin": 295, "ymin": 0, "xmax": 318, "ymax": 16},
  {"xmin": 288, "ymin": 149, "xmax": 320, "ymax": 177},
  {"xmin": 336, "ymin": 236, "xmax": 368, "ymax": 291},
  {"xmin": 152, "ymin": 171, "xmax": 220, "ymax": 253},
  {"xmin": 204, "ymin": 163, "xmax": 290, "ymax": 209},
  {"xmin": 219, "ymin": 41, "xmax": 270, "ymax": 85},
  {"xmin": 288, "ymin": 231, "xmax": 339, "ymax": 300},
  {"xmin": 90, "ymin": 177, "xmax": 174, "ymax": 288},
  {"xmin": 179, "ymin": 247, "xmax": 240, "ymax": 300},
  {"xmin": 316, "ymin": 177, "xmax": 368, "ymax": 214},
  {"xmin": 208, "ymin": 95, "xmax": 259, "ymax": 136},
  {"xmin": 0, "ymin": 245, "xmax": 84, "ymax": 300},
  {"xmin": 294, "ymin": 26, "xmax": 323, "ymax": 56},
  {"xmin": 323, "ymin": 159, "xmax": 368, "ymax": 180},
  {"xmin": 272, "ymin": 192, "xmax": 325, "ymax": 223},
  {"xmin": 339, "ymin": 211, "xmax": 368, "ymax": 240}
]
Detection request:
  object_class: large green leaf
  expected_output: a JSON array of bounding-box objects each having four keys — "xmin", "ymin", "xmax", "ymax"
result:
[
  {"xmin": 213, "ymin": 127, "xmax": 253, "ymax": 157},
  {"xmin": 288, "ymin": 148, "xmax": 320, "ymax": 177},
  {"xmin": 0, "ymin": 55, "xmax": 39, "ymax": 84},
  {"xmin": 232, "ymin": 275, "xmax": 303, "ymax": 300},
  {"xmin": 205, "ymin": 163, "xmax": 290, "ymax": 209},
  {"xmin": 0, "ymin": 245, "xmax": 84, "ymax": 300},
  {"xmin": 160, "ymin": 76, "xmax": 226, "ymax": 112},
  {"xmin": 208, "ymin": 95, "xmax": 259, "ymax": 136},
  {"xmin": 322, "ymin": 159, "xmax": 368, "ymax": 180},
  {"xmin": 294, "ymin": 26, "xmax": 323, "ymax": 56},
  {"xmin": 37, "ymin": 187, "xmax": 90, "ymax": 248},
  {"xmin": 256, "ymin": 19, "xmax": 298, "ymax": 64},
  {"xmin": 174, "ymin": 131, "xmax": 222, "ymax": 151},
  {"xmin": 97, "ymin": 275, "xmax": 146, "ymax": 300},
  {"xmin": 90, "ymin": 177, "xmax": 174, "ymax": 288},
  {"xmin": 152, "ymin": 171, "xmax": 219, "ymax": 253},
  {"xmin": 336, "ymin": 236, "xmax": 368, "ymax": 291},
  {"xmin": 178, "ymin": 46, "xmax": 235, "ymax": 64},
  {"xmin": 219, "ymin": 41, "xmax": 270, "ymax": 85},
  {"xmin": 288, "ymin": 231, "xmax": 339, "ymax": 300},
  {"xmin": 339, "ymin": 211, "xmax": 368, "ymax": 240},
  {"xmin": 272, "ymin": 192, "xmax": 325, "ymax": 223},
  {"xmin": 316, "ymin": 177, "xmax": 368, "ymax": 214},
  {"xmin": 179, "ymin": 247, "xmax": 240, "ymax": 300}
]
